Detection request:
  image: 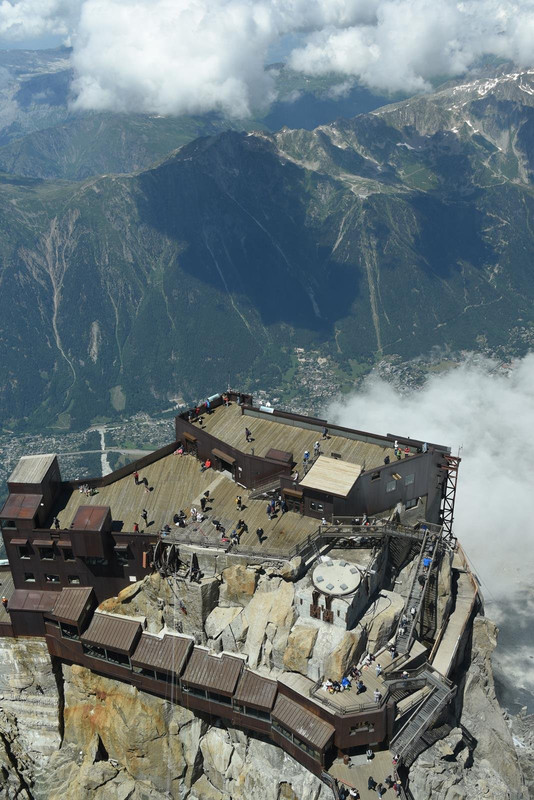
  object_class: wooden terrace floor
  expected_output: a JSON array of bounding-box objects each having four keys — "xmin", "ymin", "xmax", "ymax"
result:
[
  {"xmin": 312, "ymin": 648, "xmax": 396, "ymax": 712},
  {"xmin": 197, "ymin": 402, "xmax": 396, "ymax": 473},
  {"xmin": 329, "ymin": 747, "xmax": 397, "ymax": 800},
  {"xmin": 51, "ymin": 454, "xmax": 320, "ymax": 556}
]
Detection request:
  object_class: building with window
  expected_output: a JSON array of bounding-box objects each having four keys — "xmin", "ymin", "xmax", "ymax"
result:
[{"xmin": 0, "ymin": 391, "xmax": 477, "ymax": 793}]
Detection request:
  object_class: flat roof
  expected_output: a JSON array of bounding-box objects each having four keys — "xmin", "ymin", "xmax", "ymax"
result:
[
  {"xmin": 71, "ymin": 506, "xmax": 110, "ymax": 531},
  {"xmin": 51, "ymin": 587, "xmax": 94, "ymax": 624},
  {"xmin": 8, "ymin": 589, "xmax": 57, "ymax": 613},
  {"xmin": 181, "ymin": 649, "xmax": 243, "ymax": 695},
  {"xmin": 81, "ymin": 613, "xmax": 142, "ymax": 654},
  {"xmin": 0, "ymin": 493, "xmax": 43, "ymax": 520},
  {"xmin": 53, "ymin": 453, "xmax": 320, "ymax": 557},
  {"xmin": 198, "ymin": 402, "xmax": 394, "ymax": 477},
  {"xmin": 299, "ymin": 456, "xmax": 362, "ymax": 497},
  {"xmin": 131, "ymin": 632, "xmax": 193, "ymax": 675},
  {"xmin": 234, "ymin": 669, "xmax": 278, "ymax": 711},
  {"xmin": 272, "ymin": 694, "xmax": 334, "ymax": 751},
  {"xmin": 9, "ymin": 454, "xmax": 56, "ymax": 485}
]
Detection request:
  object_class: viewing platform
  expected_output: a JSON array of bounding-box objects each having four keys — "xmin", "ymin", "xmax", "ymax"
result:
[
  {"xmin": 195, "ymin": 400, "xmax": 396, "ymax": 472},
  {"xmin": 50, "ymin": 452, "xmax": 321, "ymax": 557}
]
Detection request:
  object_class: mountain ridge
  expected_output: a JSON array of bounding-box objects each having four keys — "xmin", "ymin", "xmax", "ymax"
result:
[{"xmin": 1, "ymin": 67, "xmax": 534, "ymax": 430}]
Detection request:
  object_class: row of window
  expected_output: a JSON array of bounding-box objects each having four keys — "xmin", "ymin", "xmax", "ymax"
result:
[
  {"xmin": 271, "ymin": 720, "xmax": 319, "ymax": 758},
  {"xmin": 371, "ymin": 472, "xmax": 415, "ymax": 490},
  {"xmin": 350, "ymin": 721, "xmax": 375, "ymax": 735},
  {"xmin": 82, "ymin": 643, "xmax": 131, "ymax": 667},
  {"xmin": 18, "ymin": 546, "xmax": 131, "ymax": 568},
  {"xmin": 24, "ymin": 572, "xmax": 80, "ymax": 584},
  {"xmin": 19, "ymin": 545, "xmax": 75, "ymax": 561},
  {"xmin": 132, "ymin": 665, "xmax": 179, "ymax": 684},
  {"xmin": 54, "ymin": 631, "xmax": 320, "ymax": 760},
  {"xmin": 386, "ymin": 474, "xmax": 415, "ymax": 493},
  {"xmin": 179, "ymin": 686, "xmax": 272, "ymax": 720}
]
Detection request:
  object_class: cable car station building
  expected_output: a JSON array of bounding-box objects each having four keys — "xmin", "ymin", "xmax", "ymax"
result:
[{"xmin": 0, "ymin": 391, "xmax": 479, "ymax": 797}]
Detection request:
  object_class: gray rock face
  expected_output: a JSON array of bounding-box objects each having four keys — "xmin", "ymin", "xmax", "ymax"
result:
[
  {"xmin": 410, "ymin": 617, "xmax": 529, "ymax": 800},
  {"xmin": 0, "ymin": 572, "xmax": 531, "ymax": 800},
  {"xmin": 0, "ymin": 638, "xmax": 62, "ymax": 766}
]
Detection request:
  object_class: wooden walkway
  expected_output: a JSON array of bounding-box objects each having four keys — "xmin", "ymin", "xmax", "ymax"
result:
[
  {"xmin": 329, "ymin": 748, "xmax": 398, "ymax": 800},
  {"xmin": 199, "ymin": 403, "xmax": 395, "ymax": 472},
  {"xmin": 52, "ymin": 453, "xmax": 320, "ymax": 557}
]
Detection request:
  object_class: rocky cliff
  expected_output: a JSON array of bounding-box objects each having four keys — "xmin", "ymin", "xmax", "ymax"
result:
[{"xmin": 0, "ymin": 563, "xmax": 532, "ymax": 800}]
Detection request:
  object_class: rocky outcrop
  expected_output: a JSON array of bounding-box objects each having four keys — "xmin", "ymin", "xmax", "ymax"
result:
[
  {"xmin": 59, "ymin": 663, "xmax": 202, "ymax": 796},
  {"xmin": 205, "ymin": 606, "xmax": 242, "ymax": 641},
  {"xmin": 0, "ymin": 556, "xmax": 531, "ymax": 800},
  {"xmin": 436, "ymin": 551, "xmax": 452, "ymax": 629},
  {"xmin": 361, "ymin": 590, "xmax": 405, "ymax": 653},
  {"xmin": 0, "ymin": 708, "xmax": 32, "ymax": 799},
  {"xmin": 220, "ymin": 564, "xmax": 260, "ymax": 605},
  {"xmin": 283, "ymin": 623, "xmax": 318, "ymax": 673},
  {"xmin": 410, "ymin": 617, "xmax": 528, "ymax": 800},
  {"xmin": 324, "ymin": 628, "xmax": 366, "ymax": 682},
  {"xmin": 0, "ymin": 638, "xmax": 62, "ymax": 766},
  {"xmin": 510, "ymin": 709, "xmax": 534, "ymax": 799},
  {"xmin": 32, "ymin": 664, "xmax": 333, "ymax": 800},
  {"xmin": 192, "ymin": 728, "xmax": 332, "ymax": 800},
  {"xmin": 242, "ymin": 575, "xmax": 295, "ymax": 669},
  {"xmin": 99, "ymin": 572, "xmax": 220, "ymax": 642}
]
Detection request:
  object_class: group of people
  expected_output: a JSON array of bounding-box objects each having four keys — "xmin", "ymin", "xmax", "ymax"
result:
[
  {"xmin": 188, "ymin": 394, "xmax": 232, "ymax": 425},
  {"xmin": 323, "ymin": 661, "xmax": 369, "ymax": 695},
  {"xmin": 339, "ymin": 753, "xmax": 402, "ymax": 799},
  {"xmin": 366, "ymin": 775, "xmax": 401, "ymax": 798},
  {"xmin": 322, "ymin": 676, "xmax": 353, "ymax": 693},
  {"xmin": 392, "ymin": 439, "xmax": 411, "ymax": 461},
  {"xmin": 152, "ymin": 490, "xmax": 214, "ymax": 537},
  {"xmin": 266, "ymin": 495, "xmax": 288, "ymax": 520},
  {"xmin": 78, "ymin": 483, "xmax": 96, "ymax": 497}
]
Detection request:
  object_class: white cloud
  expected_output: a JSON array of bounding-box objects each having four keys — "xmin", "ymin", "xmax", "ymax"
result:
[
  {"xmin": 326, "ymin": 354, "xmax": 534, "ymax": 709},
  {"xmin": 3, "ymin": 0, "xmax": 534, "ymax": 115},
  {"xmin": 288, "ymin": 0, "xmax": 534, "ymax": 94},
  {"xmin": 326, "ymin": 354, "xmax": 534, "ymax": 597},
  {"xmin": 0, "ymin": 0, "xmax": 80, "ymax": 41}
]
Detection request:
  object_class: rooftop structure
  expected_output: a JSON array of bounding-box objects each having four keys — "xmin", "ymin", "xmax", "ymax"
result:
[
  {"xmin": 312, "ymin": 559, "xmax": 362, "ymax": 596},
  {"xmin": 8, "ymin": 454, "xmax": 57, "ymax": 486},
  {"xmin": 299, "ymin": 456, "xmax": 362, "ymax": 497},
  {"xmin": 0, "ymin": 390, "xmax": 474, "ymax": 798}
]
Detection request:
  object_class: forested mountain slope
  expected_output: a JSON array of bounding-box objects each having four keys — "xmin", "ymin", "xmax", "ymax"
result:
[{"xmin": 1, "ymin": 68, "xmax": 534, "ymax": 429}]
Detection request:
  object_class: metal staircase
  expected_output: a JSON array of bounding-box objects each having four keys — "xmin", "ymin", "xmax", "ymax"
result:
[
  {"xmin": 419, "ymin": 541, "xmax": 445, "ymax": 642},
  {"xmin": 395, "ymin": 531, "xmax": 430, "ymax": 654},
  {"xmin": 247, "ymin": 478, "xmax": 283, "ymax": 500},
  {"xmin": 388, "ymin": 535, "xmax": 418, "ymax": 572},
  {"xmin": 388, "ymin": 667, "xmax": 455, "ymax": 766}
]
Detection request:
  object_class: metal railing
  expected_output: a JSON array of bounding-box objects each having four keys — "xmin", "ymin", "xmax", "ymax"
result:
[{"xmin": 309, "ymin": 676, "xmax": 391, "ymax": 715}]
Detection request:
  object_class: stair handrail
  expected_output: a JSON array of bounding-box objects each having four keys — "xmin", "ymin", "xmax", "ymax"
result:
[
  {"xmin": 392, "ymin": 685, "xmax": 455, "ymax": 758},
  {"xmin": 395, "ymin": 530, "xmax": 429, "ymax": 650},
  {"xmin": 321, "ymin": 771, "xmax": 340, "ymax": 799}
]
